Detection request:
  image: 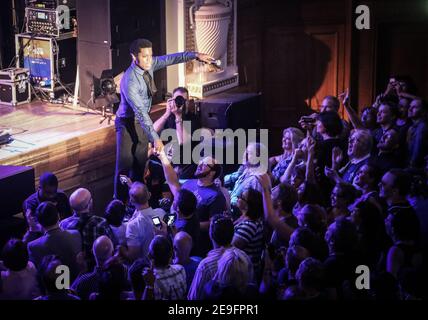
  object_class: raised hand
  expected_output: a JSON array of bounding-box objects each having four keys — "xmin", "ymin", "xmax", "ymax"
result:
[
  {"xmin": 306, "ymin": 136, "xmax": 316, "ymax": 158},
  {"xmin": 332, "ymin": 146, "xmax": 343, "ymax": 167},
  {"xmin": 324, "ymin": 166, "xmax": 340, "ymax": 182},
  {"xmin": 395, "ymin": 82, "xmax": 403, "ymax": 96},
  {"xmin": 293, "ymin": 148, "xmax": 305, "ymax": 161},
  {"xmin": 26, "ymin": 209, "xmax": 40, "ymax": 232},
  {"xmin": 385, "ymin": 81, "xmax": 396, "ymax": 96},
  {"xmin": 153, "ymin": 219, "xmax": 168, "ymax": 237},
  {"xmin": 298, "ymin": 115, "xmax": 316, "ymax": 131},
  {"xmin": 339, "ymin": 88, "xmax": 350, "ymax": 106},
  {"xmin": 257, "ymin": 173, "xmax": 272, "ymax": 191},
  {"xmin": 196, "ymin": 52, "xmax": 216, "ymax": 64},
  {"xmin": 167, "ymin": 98, "xmax": 183, "ymax": 119},
  {"xmin": 153, "ymin": 139, "xmax": 165, "ymax": 155},
  {"xmin": 164, "ymin": 100, "xmax": 172, "ymax": 117}
]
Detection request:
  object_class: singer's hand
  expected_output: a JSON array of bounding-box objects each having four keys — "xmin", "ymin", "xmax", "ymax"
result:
[
  {"xmin": 154, "ymin": 139, "xmax": 164, "ymax": 154},
  {"xmin": 196, "ymin": 52, "xmax": 216, "ymax": 64}
]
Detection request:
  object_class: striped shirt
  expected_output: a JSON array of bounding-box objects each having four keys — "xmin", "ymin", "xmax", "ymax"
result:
[
  {"xmin": 71, "ymin": 267, "xmax": 103, "ymax": 300},
  {"xmin": 153, "ymin": 265, "xmax": 187, "ymax": 300},
  {"xmin": 71, "ymin": 265, "xmax": 129, "ymax": 300},
  {"xmin": 234, "ymin": 218, "xmax": 264, "ymax": 273},
  {"xmin": 187, "ymin": 247, "xmax": 226, "ymax": 300}
]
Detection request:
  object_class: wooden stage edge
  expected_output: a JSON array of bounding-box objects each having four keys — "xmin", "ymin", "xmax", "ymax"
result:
[{"xmin": 0, "ymin": 101, "xmax": 166, "ymax": 212}]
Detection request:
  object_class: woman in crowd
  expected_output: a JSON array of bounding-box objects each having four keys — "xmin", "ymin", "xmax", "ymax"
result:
[{"xmin": 270, "ymin": 128, "xmax": 304, "ymax": 185}]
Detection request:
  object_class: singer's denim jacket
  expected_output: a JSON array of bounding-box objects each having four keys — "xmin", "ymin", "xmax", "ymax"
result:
[{"xmin": 117, "ymin": 52, "xmax": 197, "ymax": 142}]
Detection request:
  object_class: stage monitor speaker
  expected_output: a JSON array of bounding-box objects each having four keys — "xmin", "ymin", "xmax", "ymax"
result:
[
  {"xmin": 76, "ymin": 0, "xmax": 159, "ymax": 46},
  {"xmin": 0, "ymin": 165, "xmax": 35, "ymax": 219},
  {"xmin": 77, "ymin": 41, "xmax": 131, "ymax": 107},
  {"xmin": 199, "ymin": 92, "xmax": 262, "ymax": 130},
  {"xmin": 0, "ymin": 166, "xmax": 34, "ymax": 254},
  {"xmin": 76, "ymin": 0, "xmax": 164, "ymax": 107}
]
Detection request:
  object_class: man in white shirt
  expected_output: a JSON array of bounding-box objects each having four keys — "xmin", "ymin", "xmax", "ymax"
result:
[{"xmin": 125, "ymin": 182, "xmax": 166, "ymax": 262}]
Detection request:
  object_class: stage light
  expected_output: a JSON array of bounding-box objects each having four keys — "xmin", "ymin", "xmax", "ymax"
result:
[{"xmin": 100, "ymin": 78, "xmax": 117, "ymax": 96}]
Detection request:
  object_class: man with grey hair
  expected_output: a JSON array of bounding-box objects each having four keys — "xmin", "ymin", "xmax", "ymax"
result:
[
  {"xmin": 124, "ymin": 182, "xmax": 166, "ymax": 262},
  {"xmin": 328, "ymin": 129, "xmax": 373, "ymax": 184},
  {"xmin": 71, "ymin": 235, "xmax": 115, "ymax": 300},
  {"xmin": 60, "ymin": 188, "xmax": 115, "ymax": 266}
]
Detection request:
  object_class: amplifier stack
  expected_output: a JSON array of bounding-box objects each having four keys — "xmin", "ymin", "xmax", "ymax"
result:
[{"xmin": 11, "ymin": 0, "xmax": 78, "ymax": 101}]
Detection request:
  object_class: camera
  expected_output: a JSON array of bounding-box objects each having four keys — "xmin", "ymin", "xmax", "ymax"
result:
[
  {"xmin": 300, "ymin": 116, "xmax": 317, "ymax": 124},
  {"xmin": 174, "ymin": 95, "xmax": 186, "ymax": 109}
]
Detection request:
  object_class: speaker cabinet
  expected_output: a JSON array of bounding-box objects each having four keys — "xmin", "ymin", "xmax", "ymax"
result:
[
  {"xmin": 0, "ymin": 165, "xmax": 35, "ymax": 249},
  {"xmin": 199, "ymin": 92, "xmax": 262, "ymax": 130},
  {"xmin": 76, "ymin": 0, "xmax": 164, "ymax": 106},
  {"xmin": 0, "ymin": 165, "xmax": 35, "ymax": 219}
]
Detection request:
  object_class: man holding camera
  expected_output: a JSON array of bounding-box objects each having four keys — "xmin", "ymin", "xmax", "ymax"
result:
[
  {"xmin": 153, "ymin": 87, "xmax": 193, "ymax": 146},
  {"xmin": 114, "ymin": 38, "xmax": 214, "ymax": 201},
  {"xmin": 298, "ymin": 95, "xmax": 350, "ymax": 140},
  {"xmin": 154, "ymin": 86, "xmax": 202, "ymax": 179}
]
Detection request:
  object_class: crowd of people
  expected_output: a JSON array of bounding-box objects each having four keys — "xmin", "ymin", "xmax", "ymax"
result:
[{"xmin": 1, "ymin": 78, "xmax": 428, "ymax": 300}]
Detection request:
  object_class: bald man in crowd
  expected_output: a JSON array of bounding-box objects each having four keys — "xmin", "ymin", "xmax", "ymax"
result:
[
  {"xmin": 60, "ymin": 188, "xmax": 115, "ymax": 266},
  {"xmin": 71, "ymin": 235, "xmax": 115, "ymax": 300},
  {"xmin": 124, "ymin": 182, "xmax": 166, "ymax": 262},
  {"xmin": 173, "ymin": 231, "xmax": 201, "ymax": 291}
]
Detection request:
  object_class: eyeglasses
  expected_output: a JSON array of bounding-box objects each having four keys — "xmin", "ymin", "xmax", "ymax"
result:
[{"xmin": 199, "ymin": 163, "xmax": 215, "ymax": 170}]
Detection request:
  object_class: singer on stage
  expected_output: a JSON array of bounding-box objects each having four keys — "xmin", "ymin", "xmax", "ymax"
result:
[{"xmin": 114, "ymin": 38, "xmax": 215, "ymax": 201}]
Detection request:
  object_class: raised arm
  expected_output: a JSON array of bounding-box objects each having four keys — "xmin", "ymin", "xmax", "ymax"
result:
[
  {"xmin": 156, "ymin": 149, "xmax": 181, "ymax": 199},
  {"xmin": 153, "ymin": 102, "xmax": 172, "ymax": 133},
  {"xmin": 305, "ymin": 137, "xmax": 316, "ymax": 183},
  {"xmin": 280, "ymin": 149, "xmax": 303, "ymax": 184},
  {"xmin": 258, "ymin": 174, "xmax": 295, "ymax": 243},
  {"xmin": 152, "ymin": 52, "xmax": 215, "ymax": 71},
  {"xmin": 339, "ymin": 89, "xmax": 364, "ymax": 129}
]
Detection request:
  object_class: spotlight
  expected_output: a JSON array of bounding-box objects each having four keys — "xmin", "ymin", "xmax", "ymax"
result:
[{"xmin": 100, "ymin": 78, "xmax": 117, "ymax": 95}]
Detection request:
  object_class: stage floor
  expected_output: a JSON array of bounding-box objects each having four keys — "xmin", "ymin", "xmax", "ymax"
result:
[
  {"xmin": 0, "ymin": 101, "xmax": 113, "ymax": 162},
  {"xmin": 0, "ymin": 100, "xmax": 166, "ymax": 214}
]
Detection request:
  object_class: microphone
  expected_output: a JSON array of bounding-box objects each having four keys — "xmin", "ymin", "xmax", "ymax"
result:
[
  {"xmin": 209, "ymin": 59, "xmax": 222, "ymax": 67},
  {"xmin": 197, "ymin": 58, "xmax": 222, "ymax": 68}
]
